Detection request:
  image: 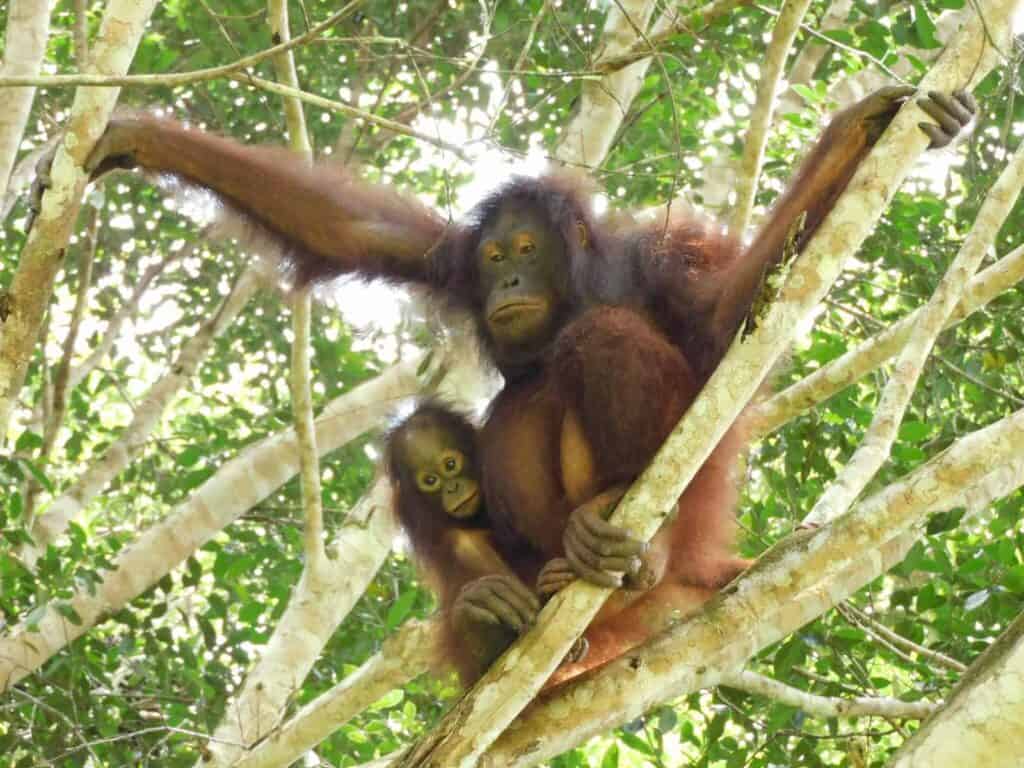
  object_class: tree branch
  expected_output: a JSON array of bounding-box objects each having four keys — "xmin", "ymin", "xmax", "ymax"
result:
[
  {"xmin": 0, "ymin": 0, "xmax": 160, "ymax": 442},
  {"xmin": 730, "ymin": 0, "xmax": 815, "ymax": 235},
  {"xmin": 750, "ymin": 241, "xmax": 1024, "ymax": 437},
  {"xmin": 801, "ymin": 135, "xmax": 1024, "ymax": 527},
  {"xmin": 0, "ymin": 358, "xmax": 423, "ymax": 693},
  {"xmin": 720, "ymin": 669, "xmax": 940, "ymax": 720},
  {"xmin": 887, "ymin": 610, "xmax": 1024, "ymax": 767}
]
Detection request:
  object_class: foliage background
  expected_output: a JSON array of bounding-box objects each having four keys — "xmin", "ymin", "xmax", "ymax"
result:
[{"xmin": 1, "ymin": 0, "xmax": 1023, "ymax": 765}]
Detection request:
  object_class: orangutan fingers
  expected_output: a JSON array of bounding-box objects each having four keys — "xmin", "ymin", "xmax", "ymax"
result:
[
  {"xmin": 929, "ymin": 90, "xmax": 975, "ymax": 125},
  {"xmin": 576, "ymin": 509, "xmax": 647, "ymax": 557},
  {"xmin": 919, "ymin": 122, "xmax": 952, "ymax": 149},
  {"xmin": 458, "ymin": 602, "xmax": 503, "ymax": 628},
  {"xmin": 566, "ymin": 544, "xmax": 622, "ymax": 588},
  {"xmin": 918, "ymin": 96, "xmax": 963, "ymax": 137}
]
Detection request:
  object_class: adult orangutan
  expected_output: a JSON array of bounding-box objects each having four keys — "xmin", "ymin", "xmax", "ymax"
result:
[{"xmin": 32, "ymin": 87, "xmax": 976, "ymax": 676}]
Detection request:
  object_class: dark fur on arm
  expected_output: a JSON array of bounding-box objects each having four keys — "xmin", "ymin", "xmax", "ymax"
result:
[
  {"xmin": 95, "ymin": 115, "xmax": 448, "ymax": 286},
  {"xmin": 635, "ymin": 102, "xmax": 889, "ymax": 378},
  {"xmin": 550, "ymin": 306, "xmax": 701, "ymax": 482}
]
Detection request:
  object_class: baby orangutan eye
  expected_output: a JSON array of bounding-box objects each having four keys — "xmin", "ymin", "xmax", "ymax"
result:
[
  {"xmin": 439, "ymin": 450, "xmax": 464, "ymax": 476},
  {"xmin": 417, "ymin": 472, "xmax": 441, "ymax": 493}
]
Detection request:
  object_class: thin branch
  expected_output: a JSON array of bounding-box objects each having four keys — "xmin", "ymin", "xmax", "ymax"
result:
[
  {"xmin": 0, "ymin": 1, "xmax": 364, "ymax": 89},
  {"xmin": 23, "ymin": 206, "xmax": 99, "ymax": 526},
  {"xmin": 751, "ymin": 240, "xmax": 1024, "ymax": 437},
  {"xmin": 595, "ymin": 0, "xmax": 752, "ymax": 73},
  {"xmin": 486, "ymin": 1, "xmax": 551, "ymax": 133},
  {"xmin": 268, "ymin": 0, "xmax": 325, "ymax": 569},
  {"xmin": 837, "ymin": 604, "xmax": 967, "ymax": 673},
  {"xmin": 230, "ymin": 73, "xmax": 471, "ymax": 160},
  {"xmin": 721, "ymin": 669, "xmax": 940, "ymax": 720},
  {"xmin": 232, "ymin": 621, "xmax": 442, "ymax": 768},
  {"xmin": 730, "ymin": 0, "xmax": 815, "ymax": 235},
  {"xmin": 801, "ymin": 136, "xmax": 1024, "ymax": 528}
]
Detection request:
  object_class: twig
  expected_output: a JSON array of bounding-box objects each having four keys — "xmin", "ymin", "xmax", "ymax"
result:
[
  {"xmin": 0, "ymin": 1, "xmax": 365, "ymax": 89},
  {"xmin": 837, "ymin": 604, "xmax": 967, "ymax": 673}
]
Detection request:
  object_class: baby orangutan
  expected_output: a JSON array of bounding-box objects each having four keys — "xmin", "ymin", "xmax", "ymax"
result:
[{"xmin": 386, "ymin": 403, "xmax": 586, "ymax": 685}]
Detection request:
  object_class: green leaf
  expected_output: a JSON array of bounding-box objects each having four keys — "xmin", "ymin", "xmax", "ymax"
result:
[
  {"xmin": 385, "ymin": 589, "xmax": 418, "ymax": 630},
  {"xmin": 178, "ymin": 445, "xmax": 204, "ymax": 467},
  {"xmin": 55, "ymin": 602, "xmax": 83, "ymax": 625},
  {"xmin": 14, "ymin": 431, "xmax": 43, "ymax": 452},
  {"xmin": 620, "ymin": 731, "xmax": 654, "ymax": 755},
  {"xmin": 791, "ymin": 84, "xmax": 818, "ymax": 106},
  {"xmin": 773, "ymin": 636, "xmax": 806, "ymax": 678},
  {"xmin": 369, "ymin": 689, "xmax": 404, "ymax": 711},
  {"xmin": 913, "ymin": 1, "xmax": 941, "ymax": 47},
  {"xmin": 898, "ymin": 420, "xmax": 931, "ymax": 442},
  {"xmin": 1003, "ymin": 565, "xmax": 1024, "ymax": 594},
  {"xmin": 600, "ymin": 744, "xmax": 619, "ymax": 768}
]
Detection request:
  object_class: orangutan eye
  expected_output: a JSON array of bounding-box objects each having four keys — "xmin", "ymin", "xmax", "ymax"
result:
[
  {"xmin": 417, "ymin": 472, "xmax": 441, "ymax": 493},
  {"xmin": 490, "ymin": 251, "xmax": 505, "ymax": 263},
  {"xmin": 440, "ymin": 450, "xmax": 464, "ymax": 477},
  {"xmin": 520, "ymin": 242, "xmax": 535, "ymax": 255}
]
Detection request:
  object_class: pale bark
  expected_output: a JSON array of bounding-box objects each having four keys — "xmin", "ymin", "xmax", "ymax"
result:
[
  {"xmin": 197, "ymin": 10, "xmax": 329, "ymax": 764},
  {"xmin": 482, "ymin": 415, "xmax": 1024, "ymax": 765},
  {"xmin": 721, "ymin": 670, "xmax": 939, "ymax": 719},
  {"xmin": 0, "ymin": 359, "xmax": 422, "ymax": 693},
  {"xmin": 729, "ymin": 0, "xmax": 815, "ymax": 236},
  {"xmin": 26, "ymin": 269, "xmax": 262, "ymax": 555},
  {"xmin": 396, "ymin": 5, "xmax": 1012, "ymax": 763},
  {"xmin": 888, "ymin": 612, "xmax": 1024, "ymax": 768},
  {"xmin": 554, "ymin": 0, "xmax": 660, "ymax": 168},
  {"xmin": 270, "ymin": 0, "xmax": 323, "ymax": 568},
  {"xmin": 22, "ymin": 208, "xmax": 97, "ymax": 526},
  {"xmin": 750, "ymin": 241, "xmax": 1024, "ymax": 437},
  {"xmin": 801, "ymin": 138, "xmax": 1024, "ymax": 527},
  {"xmin": 0, "ymin": 0, "xmax": 160, "ymax": 443},
  {"xmin": 778, "ymin": 0, "xmax": 854, "ymax": 112},
  {"xmin": 201, "ymin": 479, "xmax": 398, "ymax": 768},
  {"xmin": 595, "ymin": 0, "xmax": 750, "ymax": 74},
  {"xmin": 0, "ymin": 0, "xmax": 51, "ymax": 196},
  {"xmin": 0, "ymin": 139, "xmax": 57, "ymax": 222},
  {"xmin": 232, "ymin": 621, "xmax": 442, "ymax": 768}
]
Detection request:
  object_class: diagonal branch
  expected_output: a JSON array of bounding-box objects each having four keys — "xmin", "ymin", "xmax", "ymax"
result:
[
  {"xmin": 750, "ymin": 240, "xmax": 1024, "ymax": 437},
  {"xmin": 729, "ymin": 0, "xmax": 815, "ymax": 235},
  {"xmin": 483, "ymin": 422, "xmax": 1024, "ymax": 765},
  {"xmin": 0, "ymin": 0, "xmax": 160, "ymax": 442},
  {"xmin": 0, "ymin": 358, "xmax": 423, "ymax": 693},
  {"xmin": 802, "ymin": 135, "xmax": 1024, "ymax": 527}
]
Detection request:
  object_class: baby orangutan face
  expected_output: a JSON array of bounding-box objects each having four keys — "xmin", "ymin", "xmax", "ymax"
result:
[{"xmin": 397, "ymin": 421, "xmax": 482, "ymax": 520}]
